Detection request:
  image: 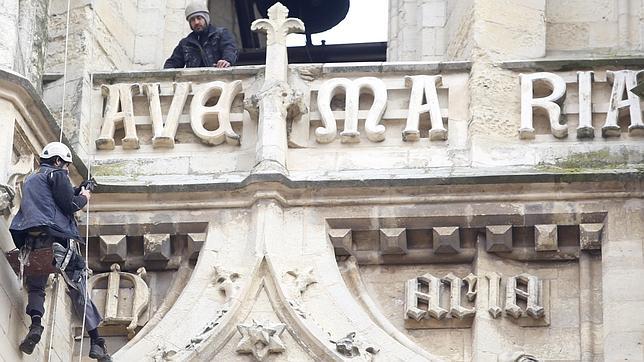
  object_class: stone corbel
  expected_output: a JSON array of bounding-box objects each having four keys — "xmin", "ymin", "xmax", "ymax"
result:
[
  {"xmin": 330, "ymin": 332, "xmax": 379, "ymax": 360},
  {"xmin": 213, "ymin": 266, "xmax": 240, "ymax": 303},
  {"xmin": 0, "ymin": 184, "xmax": 16, "ymax": 216},
  {"xmin": 243, "ymin": 83, "xmax": 307, "ymax": 125},
  {"xmin": 286, "ymin": 268, "xmax": 317, "ymax": 296},
  {"xmin": 2, "ymin": 154, "xmax": 35, "ymax": 217}
]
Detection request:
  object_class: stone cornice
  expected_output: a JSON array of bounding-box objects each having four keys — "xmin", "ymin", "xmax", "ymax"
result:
[
  {"xmin": 499, "ymin": 56, "xmax": 644, "ymax": 71},
  {"xmin": 84, "ymin": 168, "xmax": 643, "ymax": 216},
  {"xmin": 92, "ymin": 166, "xmax": 643, "ymax": 194}
]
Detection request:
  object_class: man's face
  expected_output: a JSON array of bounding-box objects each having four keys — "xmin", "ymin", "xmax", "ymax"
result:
[{"xmin": 190, "ymin": 15, "xmax": 206, "ymax": 32}]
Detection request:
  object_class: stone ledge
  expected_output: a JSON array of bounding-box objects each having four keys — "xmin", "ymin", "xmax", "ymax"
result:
[
  {"xmin": 92, "ymin": 166, "xmax": 644, "ymax": 193},
  {"xmin": 91, "ymin": 65, "xmax": 265, "ymax": 83},
  {"xmin": 499, "ymin": 56, "xmax": 644, "ymax": 71},
  {"xmin": 317, "ymin": 60, "xmax": 471, "ymax": 74},
  {"xmin": 90, "ymin": 60, "xmax": 473, "ymax": 84}
]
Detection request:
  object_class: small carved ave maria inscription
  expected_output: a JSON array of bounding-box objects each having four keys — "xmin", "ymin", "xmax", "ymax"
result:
[{"xmin": 404, "ymin": 272, "xmax": 549, "ymax": 329}]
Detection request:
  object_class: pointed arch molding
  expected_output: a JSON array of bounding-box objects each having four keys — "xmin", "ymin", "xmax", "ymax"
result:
[
  {"xmin": 113, "ymin": 255, "xmax": 344, "ymax": 361},
  {"xmin": 112, "ymin": 212, "xmax": 436, "ymax": 361},
  {"xmin": 0, "ymin": 69, "xmax": 88, "ymax": 177},
  {"xmin": 177, "ymin": 257, "xmax": 342, "ymax": 361},
  {"xmin": 340, "ymin": 257, "xmax": 438, "ymax": 360}
]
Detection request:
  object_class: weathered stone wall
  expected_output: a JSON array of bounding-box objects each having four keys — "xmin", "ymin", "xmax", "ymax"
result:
[
  {"xmin": 15, "ymin": 0, "xmax": 49, "ymax": 93},
  {"xmin": 546, "ymin": 0, "xmax": 644, "ymax": 56},
  {"xmin": 388, "ymin": 0, "xmax": 644, "ymax": 61},
  {"xmin": 0, "ymin": 0, "xmax": 48, "ymax": 91},
  {"xmin": 389, "ymin": 0, "xmax": 474, "ymax": 61},
  {"xmin": 43, "ymin": 0, "xmax": 204, "ymax": 73},
  {"xmin": 0, "ymin": 0, "xmax": 20, "ymax": 71},
  {"xmin": 445, "ymin": 0, "xmax": 473, "ymax": 60}
]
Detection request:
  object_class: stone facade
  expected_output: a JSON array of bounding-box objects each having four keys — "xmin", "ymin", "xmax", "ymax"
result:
[{"xmin": 0, "ymin": 1, "xmax": 643, "ymax": 361}]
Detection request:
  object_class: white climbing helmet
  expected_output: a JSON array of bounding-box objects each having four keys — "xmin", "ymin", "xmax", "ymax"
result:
[
  {"xmin": 185, "ymin": 1, "xmax": 209, "ymax": 20},
  {"xmin": 40, "ymin": 142, "xmax": 73, "ymax": 163}
]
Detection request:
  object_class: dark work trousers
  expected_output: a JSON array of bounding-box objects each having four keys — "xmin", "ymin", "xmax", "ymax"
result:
[{"xmin": 24, "ymin": 237, "xmax": 103, "ymax": 331}]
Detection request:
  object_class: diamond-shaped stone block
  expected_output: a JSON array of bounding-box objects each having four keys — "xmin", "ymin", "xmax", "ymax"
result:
[
  {"xmin": 485, "ymin": 225, "xmax": 513, "ymax": 252},
  {"xmin": 379, "ymin": 228, "xmax": 408, "ymax": 255},
  {"xmin": 329, "ymin": 229, "xmax": 352, "ymax": 256},
  {"xmin": 99, "ymin": 235, "xmax": 127, "ymax": 262},
  {"xmin": 580, "ymin": 223, "xmax": 603, "ymax": 250},
  {"xmin": 535, "ymin": 224, "xmax": 558, "ymax": 251},
  {"xmin": 187, "ymin": 233, "xmax": 206, "ymax": 260},
  {"xmin": 144, "ymin": 234, "xmax": 172, "ymax": 261},
  {"xmin": 432, "ymin": 226, "xmax": 460, "ymax": 254}
]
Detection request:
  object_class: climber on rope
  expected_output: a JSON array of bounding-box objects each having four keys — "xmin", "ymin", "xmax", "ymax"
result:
[{"xmin": 9, "ymin": 142, "xmax": 111, "ymax": 361}]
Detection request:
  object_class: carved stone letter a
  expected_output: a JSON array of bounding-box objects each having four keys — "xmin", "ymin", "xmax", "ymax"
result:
[
  {"xmin": 96, "ymin": 83, "xmax": 141, "ymax": 150},
  {"xmin": 504, "ymin": 273, "xmax": 544, "ymax": 319}
]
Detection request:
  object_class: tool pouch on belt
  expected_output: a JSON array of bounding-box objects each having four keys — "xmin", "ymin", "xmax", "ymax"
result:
[{"xmin": 15, "ymin": 232, "xmax": 57, "ymax": 285}]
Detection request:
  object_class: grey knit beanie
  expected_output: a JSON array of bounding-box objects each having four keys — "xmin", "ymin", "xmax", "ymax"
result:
[
  {"xmin": 188, "ymin": 11, "xmax": 210, "ymax": 26},
  {"xmin": 185, "ymin": 1, "xmax": 210, "ymax": 25}
]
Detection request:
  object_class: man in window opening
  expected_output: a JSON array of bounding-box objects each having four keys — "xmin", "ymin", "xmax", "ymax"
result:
[
  {"xmin": 164, "ymin": 1, "xmax": 239, "ymax": 69},
  {"xmin": 10, "ymin": 142, "xmax": 111, "ymax": 361}
]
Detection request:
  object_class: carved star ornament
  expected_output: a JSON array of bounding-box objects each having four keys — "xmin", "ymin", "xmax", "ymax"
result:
[{"xmin": 236, "ymin": 320, "xmax": 287, "ymax": 361}]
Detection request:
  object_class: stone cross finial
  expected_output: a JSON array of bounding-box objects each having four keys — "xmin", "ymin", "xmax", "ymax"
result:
[
  {"xmin": 251, "ymin": 2, "xmax": 304, "ymax": 83},
  {"xmin": 252, "ymin": 3, "xmax": 304, "ymax": 46}
]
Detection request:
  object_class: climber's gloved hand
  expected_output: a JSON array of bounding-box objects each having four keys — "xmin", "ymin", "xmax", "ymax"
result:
[{"xmin": 79, "ymin": 178, "xmax": 97, "ymax": 192}]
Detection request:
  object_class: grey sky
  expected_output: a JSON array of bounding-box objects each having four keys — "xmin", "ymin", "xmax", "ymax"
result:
[{"xmin": 286, "ymin": 0, "xmax": 388, "ymax": 46}]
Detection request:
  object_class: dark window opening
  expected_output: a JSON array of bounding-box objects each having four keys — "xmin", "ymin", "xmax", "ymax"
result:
[{"xmin": 209, "ymin": 0, "xmax": 387, "ymax": 65}]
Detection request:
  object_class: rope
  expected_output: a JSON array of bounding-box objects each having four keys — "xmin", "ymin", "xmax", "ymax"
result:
[
  {"xmin": 78, "ymin": 159, "xmax": 91, "ymax": 362},
  {"xmin": 51, "ymin": 0, "xmax": 97, "ymax": 359},
  {"xmin": 46, "ymin": 275, "xmax": 60, "ymax": 362},
  {"xmin": 59, "ymin": 0, "xmax": 72, "ymax": 142},
  {"xmin": 47, "ymin": 0, "xmax": 71, "ymax": 359},
  {"xmin": 76, "ymin": 2, "xmax": 96, "ymax": 355}
]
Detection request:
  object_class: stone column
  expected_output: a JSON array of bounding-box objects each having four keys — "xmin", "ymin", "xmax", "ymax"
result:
[
  {"xmin": 601, "ymin": 202, "xmax": 644, "ymax": 360},
  {"xmin": 248, "ymin": 2, "xmax": 304, "ymax": 173},
  {"xmin": 470, "ymin": 236, "xmax": 507, "ymax": 361},
  {"xmin": 468, "ymin": 0, "xmax": 546, "ymax": 161}
]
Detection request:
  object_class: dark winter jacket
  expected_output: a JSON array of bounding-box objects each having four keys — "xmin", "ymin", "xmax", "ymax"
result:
[
  {"xmin": 10, "ymin": 164, "xmax": 87, "ymax": 248},
  {"xmin": 163, "ymin": 25, "xmax": 238, "ymax": 68}
]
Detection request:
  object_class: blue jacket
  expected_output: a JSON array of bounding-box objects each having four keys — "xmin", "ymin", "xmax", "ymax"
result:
[
  {"xmin": 10, "ymin": 164, "xmax": 87, "ymax": 248},
  {"xmin": 163, "ymin": 25, "xmax": 239, "ymax": 68}
]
